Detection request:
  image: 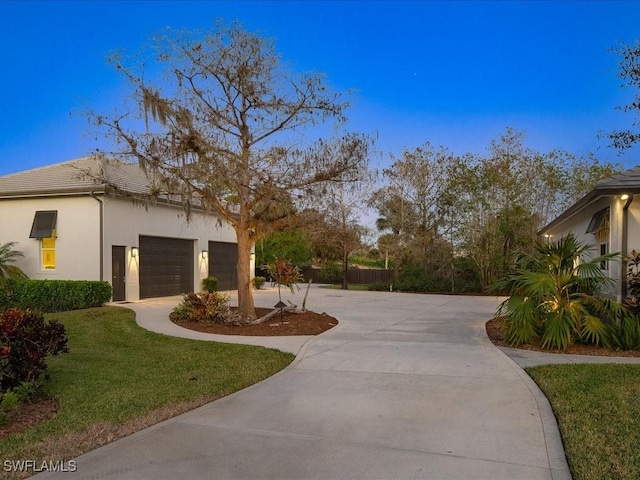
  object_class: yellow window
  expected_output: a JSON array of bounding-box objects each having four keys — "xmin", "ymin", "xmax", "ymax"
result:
[{"xmin": 42, "ymin": 237, "xmax": 56, "ymax": 269}]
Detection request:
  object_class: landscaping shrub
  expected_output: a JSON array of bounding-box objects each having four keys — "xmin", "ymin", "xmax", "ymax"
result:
[
  {"xmin": 252, "ymin": 276, "xmax": 266, "ymax": 290},
  {"xmin": 395, "ymin": 265, "xmax": 450, "ymax": 293},
  {"xmin": 625, "ymin": 249, "xmax": 640, "ymax": 314},
  {"xmin": 0, "ymin": 308, "xmax": 68, "ymax": 393},
  {"xmin": 2, "ymin": 279, "xmax": 112, "ymax": 312},
  {"xmin": 170, "ymin": 292, "xmax": 232, "ymax": 324},
  {"xmin": 492, "ymin": 234, "xmax": 622, "ymax": 349},
  {"xmin": 610, "ymin": 312, "xmax": 640, "ymax": 351},
  {"xmin": 202, "ymin": 276, "xmax": 218, "ymax": 293},
  {"xmin": 609, "ymin": 251, "xmax": 640, "ymax": 350},
  {"xmin": 319, "ymin": 262, "xmax": 343, "ymax": 284},
  {"xmin": 0, "ymin": 287, "xmax": 10, "ymax": 313}
]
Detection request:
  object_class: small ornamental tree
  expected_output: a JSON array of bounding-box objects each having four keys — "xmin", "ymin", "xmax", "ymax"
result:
[{"xmin": 268, "ymin": 258, "xmax": 303, "ymax": 302}]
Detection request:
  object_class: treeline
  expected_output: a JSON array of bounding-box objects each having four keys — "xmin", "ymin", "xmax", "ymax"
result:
[{"xmin": 257, "ymin": 127, "xmax": 621, "ymax": 292}]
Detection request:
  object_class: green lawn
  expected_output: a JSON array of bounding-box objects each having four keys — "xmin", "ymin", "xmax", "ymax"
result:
[
  {"xmin": 527, "ymin": 364, "xmax": 640, "ymax": 480},
  {"xmin": 0, "ymin": 307, "xmax": 293, "ymax": 476}
]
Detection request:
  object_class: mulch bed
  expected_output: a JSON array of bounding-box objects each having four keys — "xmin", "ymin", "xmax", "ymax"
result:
[
  {"xmin": 174, "ymin": 308, "xmax": 339, "ymax": 336},
  {"xmin": 485, "ymin": 317, "xmax": 640, "ymax": 357}
]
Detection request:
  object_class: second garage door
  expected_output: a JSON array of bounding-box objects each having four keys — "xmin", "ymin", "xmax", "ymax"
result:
[
  {"xmin": 139, "ymin": 236, "xmax": 194, "ymax": 299},
  {"xmin": 208, "ymin": 241, "xmax": 238, "ymax": 290}
]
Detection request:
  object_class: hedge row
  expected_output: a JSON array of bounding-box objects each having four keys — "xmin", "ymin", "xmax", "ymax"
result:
[{"xmin": 0, "ymin": 280, "xmax": 112, "ymax": 313}]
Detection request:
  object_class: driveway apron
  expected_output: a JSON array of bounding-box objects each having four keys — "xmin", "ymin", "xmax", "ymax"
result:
[{"xmin": 36, "ymin": 288, "xmax": 570, "ymax": 480}]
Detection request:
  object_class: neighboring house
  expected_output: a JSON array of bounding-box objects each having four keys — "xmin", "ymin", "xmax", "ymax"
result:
[
  {"xmin": 0, "ymin": 156, "xmax": 245, "ymax": 301},
  {"xmin": 539, "ymin": 165, "xmax": 640, "ymax": 301}
]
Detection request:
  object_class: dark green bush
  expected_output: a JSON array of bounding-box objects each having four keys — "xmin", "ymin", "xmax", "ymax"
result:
[
  {"xmin": 2, "ymin": 280, "xmax": 111, "ymax": 313},
  {"xmin": 0, "ymin": 288, "xmax": 10, "ymax": 312},
  {"xmin": 610, "ymin": 313, "xmax": 640, "ymax": 351},
  {"xmin": 319, "ymin": 262, "xmax": 343, "ymax": 284},
  {"xmin": 396, "ymin": 265, "xmax": 449, "ymax": 293},
  {"xmin": 202, "ymin": 276, "xmax": 218, "ymax": 293},
  {"xmin": 252, "ymin": 276, "xmax": 266, "ymax": 290},
  {"xmin": 0, "ymin": 308, "xmax": 68, "ymax": 393}
]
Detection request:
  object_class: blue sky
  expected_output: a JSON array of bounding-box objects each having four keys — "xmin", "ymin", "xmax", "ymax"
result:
[{"xmin": 1, "ymin": 0, "xmax": 639, "ymax": 177}]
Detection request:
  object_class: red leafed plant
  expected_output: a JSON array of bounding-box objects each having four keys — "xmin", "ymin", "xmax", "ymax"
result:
[{"xmin": 0, "ymin": 308, "xmax": 69, "ymax": 393}]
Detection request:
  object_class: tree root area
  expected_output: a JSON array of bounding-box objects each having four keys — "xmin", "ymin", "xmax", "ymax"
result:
[{"xmin": 175, "ymin": 308, "xmax": 339, "ymax": 336}]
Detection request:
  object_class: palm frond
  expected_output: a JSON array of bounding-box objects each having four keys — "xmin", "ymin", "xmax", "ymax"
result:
[
  {"xmin": 541, "ymin": 310, "xmax": 573, "ymax": 349},
  {"xmin": 502, "ymin": 295, "xmax": 539, "ymax": 345},
  {"xmin": 0, "ymin": 242, "xmax": 28, "ymax": 285},
  {"xmin": 581, "ymin": 314, "xmax": 611, "ymax": 347}
]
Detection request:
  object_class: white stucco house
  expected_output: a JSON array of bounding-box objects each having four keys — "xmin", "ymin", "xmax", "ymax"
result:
[
  {"xmin": 539, "ymin": 165, "xmax": 640, "ymax": 301},
  {"xmin": 0, "ymin": 156, "xmax": 245, "ymax": 302}
]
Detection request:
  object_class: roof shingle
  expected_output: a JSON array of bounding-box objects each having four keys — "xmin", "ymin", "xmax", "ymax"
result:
[{"xmin": 0, "ymin": 156, "xmax": 152, "ymax": 197}]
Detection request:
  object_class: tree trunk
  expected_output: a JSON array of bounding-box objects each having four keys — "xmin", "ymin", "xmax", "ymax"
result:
[
  {"xmin": 249, "ymin": 305, "xmax": 297, "ymax": 325},
  {"xmin": 236, "ymin": 227, "xmax": 256, "ymax": 322},
  {"xmin": 342, "ymin": 246, "xmax": 349, "ymax": 290}
]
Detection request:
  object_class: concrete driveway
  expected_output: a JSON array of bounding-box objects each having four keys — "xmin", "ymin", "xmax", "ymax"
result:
[{"xmin": 36, "ymin": 287, "xmax": 570, "ymax": 480}]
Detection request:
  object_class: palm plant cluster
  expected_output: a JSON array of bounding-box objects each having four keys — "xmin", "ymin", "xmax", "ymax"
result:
[
  {"xmin": 492, "ymin": 234, "xmax": 635, "ymax": 350},
  {"xmin": 0, "ymin": 242, "xmax": 28, "ymax": 289}
]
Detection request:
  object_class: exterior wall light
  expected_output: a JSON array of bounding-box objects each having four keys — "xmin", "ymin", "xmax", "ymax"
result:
[
  {"xmin": 621, "ymin": 194, "xmax": 630, "ymax": 200},
  {"xmin": 202, "ymin": 250, "xmax": 208, "ymax": 259},
  {"xmin": 131, "ymin": 247, "xmax": 139, "ymax": 257}
]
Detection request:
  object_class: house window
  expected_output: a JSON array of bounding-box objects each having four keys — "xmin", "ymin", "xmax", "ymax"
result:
[
  {"xmin": 29, "ymin": 210, "xmax": 58, "ymax": 270},
  {"xmin": 599, "ymin": 242, "xmax": 609, "ymax": 270},
  {"xmin": 590, "ymin": 209, "xmax": 610, "ymax": 270},
  {"xmin": 41, "ymin": 236, "xmax": 56, "ymax": 270}
]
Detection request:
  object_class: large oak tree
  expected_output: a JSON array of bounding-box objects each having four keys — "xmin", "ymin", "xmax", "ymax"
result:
[{"xmin": 90, "ymin": 23, "xmax": 369, "ymax": 320}]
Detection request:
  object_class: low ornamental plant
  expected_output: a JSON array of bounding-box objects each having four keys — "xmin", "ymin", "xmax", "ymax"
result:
[
  {"xmin": 0, "ymin": 308, "xmax": 68, "ymax": 394},
  {"xmin": 202, "ymin": 276, "xmax": 218, "ymax": 293},
  {"xmin": 609, "ymin": 250, "xmax": 640, "ymax": 351},
  {"xmin": 252, "ymin": 276, "xmax": 266, "ymax": 290},
  {"xmin": 626, "ymin": 249, "xmax": 640, "ymax": 314},
  {"xmin": 170, "ymin": 292, "xmax": 232, "ymax": 324},
  {"xmin": 492, "ymin": 233, "xmax": 623, "ymax": 349}
]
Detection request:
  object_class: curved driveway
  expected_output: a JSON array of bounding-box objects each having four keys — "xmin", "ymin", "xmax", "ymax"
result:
[{"xmin": 37, "ymin": 287, "xmax": 570, "ymax": 480}]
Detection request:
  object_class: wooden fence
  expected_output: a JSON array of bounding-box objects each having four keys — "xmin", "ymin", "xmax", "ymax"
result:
[{"xmin": 299, "ymin": 266, "xmax": 393, "ymax": 285}]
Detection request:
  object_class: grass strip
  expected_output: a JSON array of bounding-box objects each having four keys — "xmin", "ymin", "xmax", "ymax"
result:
[
  {"xmin": 0, "ymin": 307, "xmax": 293, "ymax": 478},
  {"xmin": 320, "ymin": 284, "xmax": 372, "ymax": 291},
  {"xmin": 527, "ymin": 364, "xmax": 640, "ymax": 480}
]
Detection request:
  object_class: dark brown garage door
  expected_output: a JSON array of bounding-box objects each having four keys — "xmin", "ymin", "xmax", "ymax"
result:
[
  {"xmin": 208, "ymin": 241, "xmax": 238, "ymax": 290},
  {"xmin": 139, "ymin": 236, "xmax": 194, "ymax": 299}
]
